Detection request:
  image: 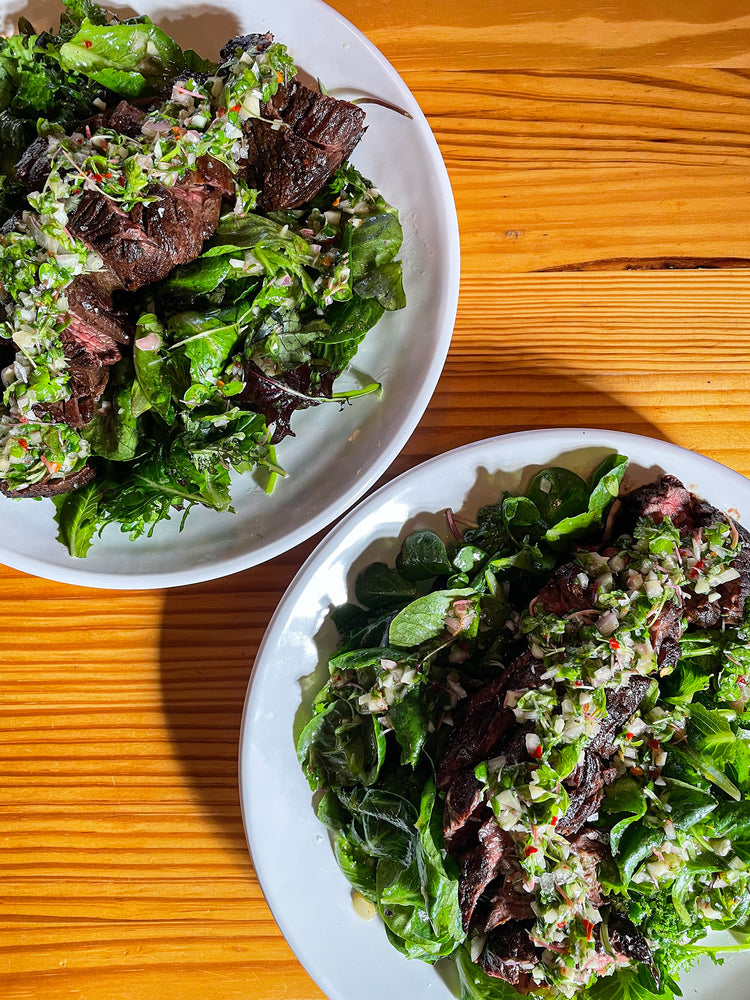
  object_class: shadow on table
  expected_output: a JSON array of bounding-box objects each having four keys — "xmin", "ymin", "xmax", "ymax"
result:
[{"xmin": 157, "ymin": 361, "xmax": 668, "ymax": 853}]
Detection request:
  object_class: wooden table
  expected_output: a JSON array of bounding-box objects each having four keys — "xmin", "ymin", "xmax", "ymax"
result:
[{"xmin": 2, "ymin": 2, "xmax": 749, "ymax": 997}]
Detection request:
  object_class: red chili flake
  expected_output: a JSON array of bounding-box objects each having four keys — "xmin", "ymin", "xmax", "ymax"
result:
[
  {"xmin": 524, "ymin": 845, "xmax": 538, "ymax": 857},
  {"xmin": 626, "ymin": 731, "xmax": 634, "ymax": 741},
  {"xmin": 690, "ymin": 559, "xmax": 705, "ymax": 579},
  {"xmin": 574, "ymin": 679, "xmax": 583, "ymax": 687},
  {"xmin": 216, "ymin": 107, "xmax": 226, "ymax": 117},
  {"xmin": 230, "ymin": 103, "xmax": 242, "ymax": 112},
  {"xmin": 104, "ymin": 172, "xmax": 112, "ymax": 179},
  {"xmin": 83, "ymin": 39, "xmax": 92, "ymax": 48},
  {"xmin": 531, "ymin": 744, "xmax": 543, "ymax": 760},
  {"xmin": 17, "ymin": 438, "xmax": 27, "ymax": 450},
  {"xmin": 550, "ymin": 815, "xmax": 558, "ymax": 827},
  {"xmin": 583, "ymin": 919, "xmax": 594, "ymax": 941},
  {"xmin": 738, "ymin": 675, "xmax": 747, "ymax": 686},
  {"xmin": 609, "ymin": 638, "xmax": 620, "ymax": 650},
  {"xmin": 92, "ymin": 173, "xmax": 103, "ymax": 183}
]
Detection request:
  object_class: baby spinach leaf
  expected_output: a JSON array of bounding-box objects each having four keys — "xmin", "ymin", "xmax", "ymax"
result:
[
  {"xmin": 525, "ymin": 466, "xmax": 589, "ymax": 524},
  {"xmin": 661, "ymin": 778, "xmax": 717, "ymax": 831},
  {"xmin": 355, "ymin": 562, "xmax": 416, "ymax": 610},
  {"xmin": 319, "ymin": 291, "xmax": 385, "ymax": 360},
  {"xmin": 390, "ymin": 688, "xmax": 429, "ymax": 767},
  {"xmin": 710, "ymin": 801, "xmax": 750, "ymax": 861},
  {"xmin": 454, "ymin": 944, "xmax": 522, "ymax": 1000},
  {"xmin": 617, "ymin": 823, "xmax": 665, "ymax": 885},
  {"xmin": 452, "ymin": 545, "xmax": 487, "ymax": 574},
  {"xmin": 167, "ymin": 305, "xmax": 248, "ymax": 407},
  {"xmin": 396, "ymin": 530, "xmax": 452, "ymax": 581},
  {"xmin": 415, "ymin": 778, "xmax": 463, "ymax": 947},
  {"xmin": 602, "ymin": 775, "xmax": 648, "ymax": 855},
  {"xmin": 388, "ymin": 588, "xmax": 475, "ymax": 648},
  {"xmin": 133, "ymin": 314, "xmax": 172, "ymax": 422},
  {"xmin": 545, "ymin": 453, "xmax": 627, "ymax": 547},
  {"xmin": 376, "ymin": 857, "xmax": 457, "ymax": 960}
]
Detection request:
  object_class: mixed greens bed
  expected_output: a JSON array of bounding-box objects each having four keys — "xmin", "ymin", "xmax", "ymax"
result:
[
  {"xmin": 0, "ymin": 1, "xmax": 404, "ymax": 555},
  {"xmin": 297, "ymin": 456, "xmax": 750, "ymax": 1000}
]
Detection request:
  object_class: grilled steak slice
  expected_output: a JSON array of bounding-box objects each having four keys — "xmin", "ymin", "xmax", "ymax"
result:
[
  {"xmin": 616, "ymin": 474, "xmax": 696, "ymax": 533},
  {"xmin": 437, "ymin": 679, "xmax": 512, "ymax": 789},
  {"xmin": 457, "ymin": 817, "xmax": 513, "ymax": 931},
  {"xmin": 243, "ymin": 80, "xmax": 365, "ymax": 211},
  {"xmin": 193, "ymin": 154, "xmax": 235, "ymax": 197},
  {"xmin": 61, "ymin": 320, "xmax": 121, "ymax": 367},
  {"xmin": 269, "ymin": 81, "xmax": 365, "ymax": 156},
  {"xmin": 567, "ymin": 829, "xmax": 609, "ymax": 906},
  {"xmin": 439, "ymin": 653, "xmax": 546, "ymax": 789},
  {"xmin": 68, "ymin": 190, "xmax": 174, "ymax": 291},
  {"xmin": 485, "ymin": 882, "xmax": 535, "ymax": 931},
  {"xmin": 607, "ymin": 914, "xmax": 659, "ymax": 985},
  {"xmin": 15, "ymin": 135, "xmax": 51, "ymax": 192},
  {"xmin": 0, "ymin": 463, "xmax": 95, "ymax": 499},
  {"xmin": 649, "ymin": 599, "xmax": 683, "ymax": 670},
  {"xmin": 107, "ymin": 100, "xmax": 146, "ymax": 138},
  {"xmin": 444, "ymin": 768, "xmax": 485, "ymax": 850},
  {"xmin": 66, "ymin": 273, "xmax": 133, "ymax": 347},
  {"xmin": 557, "ymin": 749, "xmax": 618, "ymax": 836},
  {"xmin": 219, "ymin": 31, "xmax": 274, "ymax": 63},
  {"xmin": 534, "ymin": 560, "xmax": 600, "ymax": 615},
  {"xmin": 478, "ymin": 924, "xmax": 540, "ymax": 991},
  {"xmin": 33, "ymin": 362, "xmax": 110, "ymax": 429},
  {"xmin": 129, "ymin": 182, "xmax": 222, "ymax": 268},
  {"xmin": 589, "ymin": 675, "xmax": 652, "ymax": 757}
]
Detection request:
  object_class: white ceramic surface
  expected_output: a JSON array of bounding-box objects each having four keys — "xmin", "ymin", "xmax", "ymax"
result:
[
  {"xmin": 0, "ymin": 0, "xmax": 459, "ymax": 589},
  {"xmin": 239, "ymin": 428, "xmax": 750, "ymax": 1000}
]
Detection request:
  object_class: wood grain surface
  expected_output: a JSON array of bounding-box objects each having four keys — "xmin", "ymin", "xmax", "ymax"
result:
[{"xmin": 1, "ymin": 2, "xmax": 750, "ymax": 998}]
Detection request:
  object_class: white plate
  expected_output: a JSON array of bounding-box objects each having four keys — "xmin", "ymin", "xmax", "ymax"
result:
[
  {"xmin": 0, "ymin": 0, "xmax": 459, "ymax": 589},
  {"xmin": 239, "ymin": 428, "xmax": 750, "ymax": 1000}
]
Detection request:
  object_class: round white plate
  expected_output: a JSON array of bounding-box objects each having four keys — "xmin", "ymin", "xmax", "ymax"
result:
[
  {"xmin": 0, "ymin": 0, "xmax": 459, "ymax": 589},
  {"xmin": 239, "ymin": 428, "xmax": 750, "ymax": 1000}
]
